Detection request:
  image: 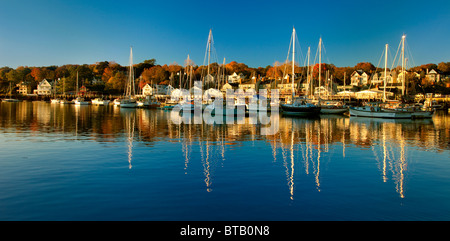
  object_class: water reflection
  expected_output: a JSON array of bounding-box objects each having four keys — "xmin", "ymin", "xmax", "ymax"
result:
[{"xmin": 1, "ymin": 101, "xmax": 449, "ymax": 199}]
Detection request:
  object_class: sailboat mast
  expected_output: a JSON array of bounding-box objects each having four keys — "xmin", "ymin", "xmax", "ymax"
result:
[
  {"xmin": 291, "ymin": 27, "xmax": 295, "ymax": 99},
  {"xmin": 384, "ymin": 44, "xmax": 388, "ymax": 102},
  {"xmin": 76, "ymin": 71, "xmax": 79, "ymax": 96},
  {"xmin": 318, "ymin": 37, "xmax": 322, "ymax": 98},
  {"xmin": 207, "ymin": 29, "xmax": 212, "ymax": 78},
  {"xmin": 128, "ymin": 46, "xmax": 135, "ymax": 97},
  {"xmin": 401, "ymin": 35, "xmax": 406, "ymax": 96},
  {"xmin": 307, "ymin": 46, "xmax": 311, "ymax": 97}
]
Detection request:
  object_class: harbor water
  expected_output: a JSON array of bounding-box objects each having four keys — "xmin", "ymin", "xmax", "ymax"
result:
[{"xmin": 0, "ymin": 101, "xmax": 449, "ymax": 220}]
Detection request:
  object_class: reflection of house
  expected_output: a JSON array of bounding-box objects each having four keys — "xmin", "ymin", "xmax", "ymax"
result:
[
  {"xmin": 142, "ymin": 84, "xmax": 153, "ymax": 96},
  {"xmin": 351, "ymin": 70, "xmax": 369, "ymax": 86},
  {"xmin": 425, "ymin": 69, "xmax": 440, "ymax": 83},
  {"xmin": 16, "ymin": 82, "xmax": 32, "ymax": 95},
  {"xmin": 228, "ymin": 72, "xmax": 245, "ymax": 83},
  {"xmin": 33, "ymin": 79, "xmax": 54, "ymax": 95}
]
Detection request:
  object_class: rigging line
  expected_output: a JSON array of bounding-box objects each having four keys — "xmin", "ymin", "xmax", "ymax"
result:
[
  {"xmin": 390, "ymin": 38, "xmax": 402, "ymax": 71},
  {"xmin": 405, "ymin": 41, "xmax": 415, "ymax": 69}
]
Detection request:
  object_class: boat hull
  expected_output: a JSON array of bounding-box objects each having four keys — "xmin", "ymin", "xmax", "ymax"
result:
[
  {"xmin": 411, "ymin": 111, "xmax": 434, "ymax": 119},
  {"xmin": 349, "ymin": 108, "xmax": 411, "ymax": 119},
  {"xmin": 120, "ymin": 103, "xmax": 137, "ymax": 108},
  {"xmin": 75, "ymin": 101, "xmax": 90, "ymax": 105},
  {"xmin": 280, "ymin": 104, "xmax": 321, "ymax": 117},
  {"xmin": 320, "ymin": 107, "xmax": 348, "ymax": 114},
  {"xmin": 2, "ymin": 99, "xmax": 22, "ymax": 102}
]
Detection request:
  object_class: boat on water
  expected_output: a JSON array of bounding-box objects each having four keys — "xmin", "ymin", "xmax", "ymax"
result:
[
  {"xmin": 113, "ymin": 98, "xmax": 121, "ymax": 106},
  {"xmin": 2, "ymin": 82, "xmax": 21, "ymax": 102},
  {"xmin": 92, "ymin": 98, "xmax": 111, "ymax": 106},
  {"xmin": 120, "ymin": 98, "xmax": 137, "ymax": 108},
  {"xmin": 318, "ymin": 100, "xmax": 348, "ymax": 114},
  {"xmin": 279, "ymin": 28, "xmax": 321, "ymax": 117},
  {"xmin": 120, "ymin": 47, "xmax": 137, "ymax": 108},
  {"xmin": 72, "ymin": 71, "xmax": 90, "ymax": 105},
  {"xmin": 2, "ymin": 98, "xmax": 22, "ymax": 102},
  {"xmin": 74, "ymin": 97, "xmax": 90, "ymax": 105},
  {"xmin": 204, "ymin": 98, "xmax": 248, "ymax": 116},
  {"xmin": 281, "ymin": 97, "xmax": 321, "ymax": 117},
  {"xmin": 349, "ymin": 102, "xmax": 412, "ymax": 119},
  {"xmin": 60, "ymin": 99, "xmax": 73, "ymax": 104},
  {"xmin": 137, "ymin": 96, "xmax": 160, "ymax": 108}
]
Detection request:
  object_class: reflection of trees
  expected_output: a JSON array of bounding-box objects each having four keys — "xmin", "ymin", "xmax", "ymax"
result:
[{"xmin": 2, "ymin": 102, "xmax": 450, "ymax": 198}]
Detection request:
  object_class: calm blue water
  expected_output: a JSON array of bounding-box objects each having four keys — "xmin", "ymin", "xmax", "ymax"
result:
[{"xmin": 0, "ymin": 101, "xmax": 449, "ymax": 220}]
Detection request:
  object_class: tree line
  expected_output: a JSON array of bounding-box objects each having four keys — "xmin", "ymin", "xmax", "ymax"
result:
[{"xmin": 1, "ymin": 59, "xmax": 449, "ymax": 95}]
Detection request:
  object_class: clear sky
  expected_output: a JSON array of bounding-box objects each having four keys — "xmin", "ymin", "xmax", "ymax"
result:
[{"xmin": 1, "ymin": 0, "xmax": 449, "ymax": 69}]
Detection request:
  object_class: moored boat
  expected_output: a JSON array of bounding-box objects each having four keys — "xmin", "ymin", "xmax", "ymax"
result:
[
  {"xmin": 349, "ymin": 103, "xmax": 412, "ymax": 119},
  {"xmin": 92, "ymin": 98, "xmax": 110, "ymax": 106}
]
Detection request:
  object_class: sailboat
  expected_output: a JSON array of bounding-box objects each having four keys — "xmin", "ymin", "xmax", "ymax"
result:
[
  {"xmin": 92, "ymin": 97, "xmax": 110, "ymax": 106},
  {"xmin": 311, "ymin": 37, "xmax": 348, "ymax": 115},
  {"xmin": 350, "ymin": 41, "xmax": 411, "ymax": 119},
  {"xmin": 280, "ymin": 27, "xmax": 321, "ymax": 117},
  {"xmin": 2, "ymin": 82, "xmax": 21, "ymax": 102},
  {"xmin": 73, "ymin": 71, "xmax": 90, "ymax": 105},
  {"xmin": 50, "ymin": 79, "xmax": 61, "ymax": 103},
  {"xmin": 120, "ymin": 47, "xmax": 137, "ymax": 108}
]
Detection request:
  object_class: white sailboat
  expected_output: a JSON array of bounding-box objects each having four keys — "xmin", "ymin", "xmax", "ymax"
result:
[
  {"xmin": 50, "ymin": 79, "xmax": 61, "ymax": 103},
  {"xmin": 73, "ymin": 72, "xmax": 90, "ymax": 105},
  {"xmin": 92, "ymin": 98, "xmax": 110, "ymax": 105},
  {"xmin": 350, "ymin": 41, "xmax": 412, "ymax": 118},
  {"xmin": 280, "ymin": 27, "xmax": 321, "ymax": 117},
  {"xmin": 120, "ymin": 46, "xmax": 137, "ymax": 108},
  {"xmin": 313, "ymin": 37, "xmax": 348, "ymax": 115},
  {"xmin": 2, "ymin": 82, "xmax": 21, "ymax": 102}
]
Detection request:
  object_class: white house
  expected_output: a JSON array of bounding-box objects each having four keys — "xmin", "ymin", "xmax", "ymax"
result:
[
  {"xmin": 16, "ymin": 82, "xmax": 31, "ymax": 95},
  {"xmin": 425, "ymin": 69, "xmax": 440, "ymax": 83},
  {"xmin": 34, "ymin": 79, "xmax": 53, "ymax": 95},
  {"xmin": 350, "ymin": 70, "xmax": 369, "ymax": 86},
  {"xmin": 372, "ymin": 72, "xmax": 393, "ymax": 85},
  {"xmin": 142, "ymin": 84, "xmax": 153, "ymax": 96},
  {"xmin": 228, "ymin": 72, "xmax": 244, "ymax": 83}
]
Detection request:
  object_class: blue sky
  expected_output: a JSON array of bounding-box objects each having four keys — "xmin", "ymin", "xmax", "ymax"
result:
[{"xmin": 0, "ymin": 0, "xmax": 449, "ymax": 69}]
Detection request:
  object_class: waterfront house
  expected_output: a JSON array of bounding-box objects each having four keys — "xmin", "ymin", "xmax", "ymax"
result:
[
  {"xmin": 228, "ymin": 72, "xmax": 245, "ymax": 83},
  {"xmin": 371, "ymin": 72, "xmax": 393, "ymax": 85},
  {"xmin": 142, "ymin": 84, "xmax": 153, "ymax": 96},
  {"xmin": 33, "ymin": 79, "xmax": 53, "ymax": 96},
  {"xmin": 350, "ymin": 70, "xmax": 369, "ymax": 86},
  {"xmin": 221, "ymin": 83, "xmax": 233, "ymax": 93},
  {"xmin": 16, "ymin": 82, "xmax": 32, "ymax": 95}
]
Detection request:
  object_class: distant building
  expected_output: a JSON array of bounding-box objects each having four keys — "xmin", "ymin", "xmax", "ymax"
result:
[
  {"xmin": 33, "ymin": 79, "xmax": 54, "ymax": 95},
  {"xmin": 350, "ymin": 70, "xmax": 369, "ymax": 86},
  {"xmin": 371, "ymin": 72, "xmax": 393, "ymax": 85},
  {"xmin": 142, "ymin": 84, "xmax": 153, "ymax": 96},
  {"xmin": 239, "ymin": 83, "xmax": 256, "ymax": 91},
  {"xmin": 228, "ymin": 72, "xmax": 245, "ymax": 83},
  {"xmin": 16, "ymin": 82, "xmax": 32, "ymax": 95},
  {"xmin": 425, "ymin": 69, "xmax": 440, "ymax": 83},
  {"xmin": 154, "ymin": 84, "xmax": 174, "ymax": 96}
]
